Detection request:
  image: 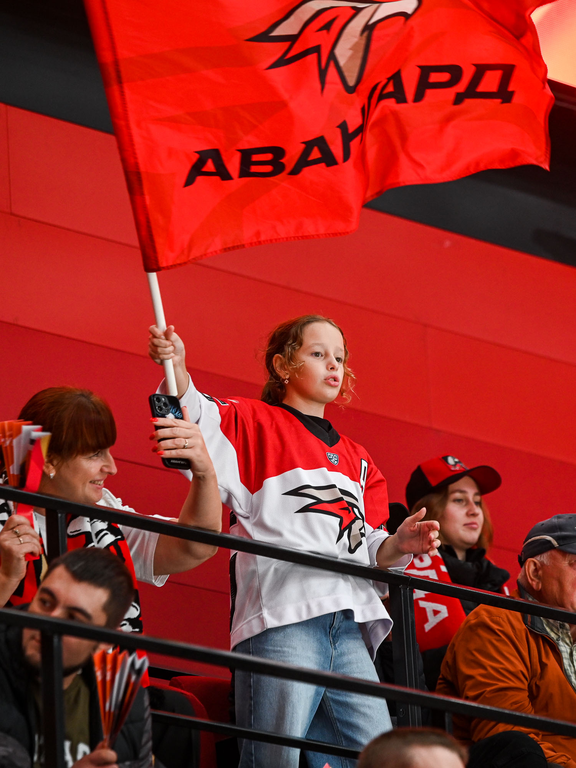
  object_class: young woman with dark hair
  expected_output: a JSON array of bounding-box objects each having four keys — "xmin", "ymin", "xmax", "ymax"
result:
[{"xmin": 149, "ymin": 315, "xmax": 440, "ymax": 768}]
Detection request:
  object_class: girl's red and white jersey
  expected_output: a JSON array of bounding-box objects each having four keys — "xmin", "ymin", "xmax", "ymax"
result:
[{"xmin": 177, "ymin": 378, "xmax": 407, "ymax": 656}]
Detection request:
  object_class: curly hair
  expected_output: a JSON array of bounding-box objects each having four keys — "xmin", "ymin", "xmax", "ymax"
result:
[{"xmin": 261, "ymin": 315, "xmax": 355, "ymax": 406}]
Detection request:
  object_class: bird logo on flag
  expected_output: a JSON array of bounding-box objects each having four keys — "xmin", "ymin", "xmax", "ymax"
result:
[{"xmin": 249, "ymin": 0, "xmax": 420, "ymax": 93}]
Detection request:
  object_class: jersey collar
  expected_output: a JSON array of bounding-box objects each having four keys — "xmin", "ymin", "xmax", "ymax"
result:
[{"xmin": 276, "ymin": 403, "xmax": 341, "ymax": 448}]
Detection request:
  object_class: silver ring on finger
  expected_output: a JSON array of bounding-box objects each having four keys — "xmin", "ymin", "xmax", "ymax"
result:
[
  {"xmin": 183, "ymin": 439, "xmax": 189, "ymax": 449},
  {"xmin": 18, "ymin": 536, "xmax": 24, "ymax": 545},
  {"xmin": 13, "ymin": 528, "xmax": 20, "ymax": 538}
]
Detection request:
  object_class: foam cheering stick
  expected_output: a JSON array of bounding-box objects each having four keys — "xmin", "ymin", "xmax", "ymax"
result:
[
  {"xmin": 0, "ymin": 420, "xmax": 51, "ymax": 561},
  {"xmin": 94, "ymin": 648, "xmax": 149, "ymax": 748}
]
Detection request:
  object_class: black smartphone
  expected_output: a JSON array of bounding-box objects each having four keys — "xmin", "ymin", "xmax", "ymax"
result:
[{"xmin": 148, "ymin": 394, "xmax": 191, "ymax": 470}]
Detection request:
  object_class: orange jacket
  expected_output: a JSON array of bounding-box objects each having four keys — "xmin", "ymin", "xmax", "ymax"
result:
[{"xmin": 436, "ymin": 589, "xmax": 576, "ymax": 767}]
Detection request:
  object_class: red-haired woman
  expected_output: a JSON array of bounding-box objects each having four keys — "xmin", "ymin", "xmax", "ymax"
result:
[
  {"xmin": 0, "ymin": 386, "xmax": 222, "ymax": 632},
  {"xmin": 149, "ymin": 316, "xmax": 440, "ymax": 768}
]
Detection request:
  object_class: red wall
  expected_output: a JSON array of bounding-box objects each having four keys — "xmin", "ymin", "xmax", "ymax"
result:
[{"xmin": 2, "ymin": 103, "xmax": 576, "ymax": 674}]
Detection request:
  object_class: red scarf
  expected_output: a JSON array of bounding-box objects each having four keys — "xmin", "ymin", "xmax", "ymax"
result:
[
  {"xmin": 2, "ymin": 510, "xmax": 143, "ymax": 634},
  {"xmin": 405, "ymin": 552, "xmax": 467, "ymax": 652}
]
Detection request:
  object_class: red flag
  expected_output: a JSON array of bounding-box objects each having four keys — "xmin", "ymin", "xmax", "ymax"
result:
[{"xmin": 83, "ymin": 0, "xmax": 555, "ymax": 271}]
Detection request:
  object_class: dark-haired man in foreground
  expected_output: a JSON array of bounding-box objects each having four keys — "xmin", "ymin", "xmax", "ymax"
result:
[{"xmin": 0, "ymin": 547, "xmax": 152, "ymax": 768}]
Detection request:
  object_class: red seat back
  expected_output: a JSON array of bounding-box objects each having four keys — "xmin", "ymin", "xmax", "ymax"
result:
[
  {"xmin": 151, "ymin": 680, "xmax": 218, "ymax": 768},
  {"xmin": 170, "ymin": 676, "xmax": 232, "ymax": 741}
]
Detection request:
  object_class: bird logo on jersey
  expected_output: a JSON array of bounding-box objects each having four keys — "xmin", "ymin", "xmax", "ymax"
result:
[
  {"xmin": 284, "ymin": 483, "xmax": 365, "ymax": 553},
  {"xmin": 249, "ymin": 0, "xmax": 421, "ymax": 93}
]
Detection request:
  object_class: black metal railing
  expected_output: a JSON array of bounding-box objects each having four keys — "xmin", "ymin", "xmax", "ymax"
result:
[{"xmin": 1, "ymin": 485, "xmax": 575, "ymax": 767}]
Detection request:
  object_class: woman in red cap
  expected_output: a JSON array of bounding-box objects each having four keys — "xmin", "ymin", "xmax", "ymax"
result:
[{"xmin": 402, "ymin": 455, "xmax": 509, "ymax": 690}]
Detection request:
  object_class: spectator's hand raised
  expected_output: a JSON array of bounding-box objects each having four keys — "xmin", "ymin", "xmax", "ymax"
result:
[
  {"xmin": 148, "ymin": 324, "xmax": 186, "ymax": 368},
  {"xmin": 151, "ymin": 406, "xmax": 215, "ymax": 478},
  {"xmin": 394, "ymin": 508, "xmax": 440, "ymax": 557},
  {"xmin": 0, "ymin": 514, "xmax": 42, "ymax": 587}
]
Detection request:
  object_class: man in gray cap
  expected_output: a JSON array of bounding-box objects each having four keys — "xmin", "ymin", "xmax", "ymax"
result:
[{"xmin": 437, "ymin": 514, "xmax": 576, "ymax": 768}]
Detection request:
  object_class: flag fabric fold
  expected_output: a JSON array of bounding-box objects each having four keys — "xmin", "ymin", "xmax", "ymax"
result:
[{"xmin": 84, "ymin": 0, "xmax": 556, "ymax": 271}]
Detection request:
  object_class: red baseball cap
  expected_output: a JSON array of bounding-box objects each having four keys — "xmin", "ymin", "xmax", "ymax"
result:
[{"xmin": 405, "ymin": 455, "xmax": 501, "ymax": 511}]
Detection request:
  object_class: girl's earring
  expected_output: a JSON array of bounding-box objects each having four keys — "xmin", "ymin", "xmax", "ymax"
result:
[
  {"xmin": 49, "ymin": 472, "xmax": 55, "ymax": 480},
  {"xmin": 283, "ymin": 377, "xmax": 289, "ymax": 384}
]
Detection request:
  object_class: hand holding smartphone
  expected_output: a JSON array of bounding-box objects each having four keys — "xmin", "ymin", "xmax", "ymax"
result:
[{"xmin": 148, "ymin": 394, "xmax": 191, "ymax": 470}]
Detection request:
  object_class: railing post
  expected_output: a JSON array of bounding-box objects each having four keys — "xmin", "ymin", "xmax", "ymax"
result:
[
  {"xmin": 41, "ymin": 631, "xmax": 66, "ymax": 768},
  {"xmin": 44, "ymin": 504, "xmax": 67, "ymax": 562},
  {"xmin": 388, "ymin": 582, "xmax": 422, "ymax": 726}
]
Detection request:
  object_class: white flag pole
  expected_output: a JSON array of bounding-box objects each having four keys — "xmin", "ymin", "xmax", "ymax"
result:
[{"xmin": 146, "ymin": 272, "xmax": 178, "ymax": 397}]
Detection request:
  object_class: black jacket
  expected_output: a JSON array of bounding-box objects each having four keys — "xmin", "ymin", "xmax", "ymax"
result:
[
  {"xmin": 0, "ymin": 619, "xmax": 152, "ymax": 767},
  {"xmin": 439, "ymin": 545, "xmax": 509, "ymax": 614}
]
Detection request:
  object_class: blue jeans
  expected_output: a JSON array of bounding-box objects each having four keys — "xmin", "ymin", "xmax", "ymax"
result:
[{"xmin": 234, "ymin": 610, "xmax": 392, "ymax": 768}]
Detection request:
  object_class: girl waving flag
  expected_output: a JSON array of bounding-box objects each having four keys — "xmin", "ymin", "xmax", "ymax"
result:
[{"xmin": 150, "ymin": 315, "xmax": 439, "ymax": 768}]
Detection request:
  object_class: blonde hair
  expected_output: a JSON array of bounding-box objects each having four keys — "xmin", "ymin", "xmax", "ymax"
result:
[
  {"xmin": 411, "ymin": 487, "xmax": 493, "ymax": 551},
  {"xmin": 261, "ymin": 315, "xmax": 355, "ymax": 406}
]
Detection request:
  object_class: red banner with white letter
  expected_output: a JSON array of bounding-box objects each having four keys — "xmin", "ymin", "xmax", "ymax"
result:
[
  {"xmin": 406, "ymin": 552, "xmax": 467, "ymax": 652},
  {"xmin": 84, "ymin": 0, "xmax": 555, "ymax": 271}
]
